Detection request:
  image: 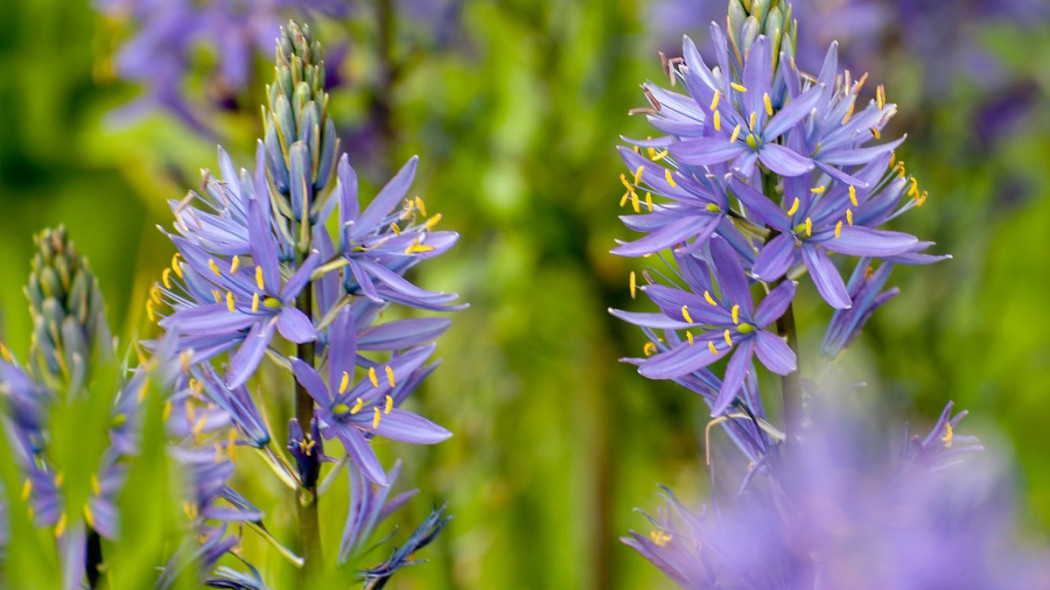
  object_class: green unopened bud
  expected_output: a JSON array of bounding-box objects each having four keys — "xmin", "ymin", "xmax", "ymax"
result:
[
  {"xmin": 727, "ymin": 0, "xmax": 797, "ymax": 75},
  {"xmin": 25, "ymin": 226, "xmax": 112, "ymax": 392},
  {"xmin": 262, "ymin": 21, "xmax": 340, "ymax": 234}
]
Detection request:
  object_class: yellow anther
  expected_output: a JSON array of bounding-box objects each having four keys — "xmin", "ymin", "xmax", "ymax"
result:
[
  {"xmin": 21, "ymin": 479, "xmax": 31, "ymax": 501},
  {"xmin": 631, "ymin": 190, "xmax": 640, "ymax": 213},
  {"xmin": 731, "ymin": 304, "xmax": 740, "ymax": 324},
  {"xmin": 0, "ymin": 342, "xmax": 12, "ymax": 363},
  {"xmin": 811, "ymin": 185, "xmax": 825, "ymax": 194},
  {"xmin": 212, "ymin": 290, "xmax": 222, "ymax": 303},
  {"xmin": 172, "ymin": 253, "xmax": 184, "ymax": 279},
  {"xmin": 385, "ymin": 395, "xmax": 394, "ymax": 414},
  {"xmin": 870, "ymin": 126, "xmax": 881, "ymax": 140},
  {"xmin": 908, "ymin": 177, "xmax": 919, "ymax": 198},
  {"xmin": 55, "ymin": 513, "xmax": 68, "ymax": 538},
  {"xmin": 634, "ymin": 145, "xmax": 641, "ymax": 154},
  {"xmin": 842, "ymin": 98, "xmax": 856, "ymax": 124},
  {"xmin": 55, "ymin": 472, "xmax": 64, "ymax": 486},
  {"xmin": 723, "ymin": 329, "xmax": 733, "ymax": 347},
  {"xmin": 620, "ymin": 191, "xmax": 630, "ymax": 208},
  {"xmin": 230, "ymin": 255, "xmax": 241, "ymax": 275},
  {"xmin": 681, "ymin": 305, "xmax": 694, "ymax": 324},
  {"xmin": 251, "ymin": 292, "xmax": 260, "ymax": 312},
  {"xmin": 629, "ymin": 271, "xmax": 637, "ymax": 299},
  {"xmin": 686, "ymin": 332, "xmax": 694, "ymax": 345},
  {"xmin": 849, "ymin": 185, "xmax": 858, "ymax": 207},
  {"xmin": 92, "ymin": 474, "xmax": 100, "ymax": 496},
  {"xmin": 665, "ymin": 169, "xmax": 677, "ymax": 188},
  {"xmin": 351, "ymin": 397, "xmax": 365, "ymax": 414},
  {"xmin": 763, "ymin": 93, "xmax": 773, "ymax": 116},
  {"xmin": 339, "ymin": 371, "xmax": 350, "ymax": 394},
  {"xmin": 150, "ymin": 286, "xmax": 162, "ymax": 305},
  {"xmin": 146, "ymin": 300, "xmax": 156, "ymax": 323},
  {"xmin": 941, "ymin": 423, "xmax": 954, "ymax": 448},
  {"xmin": 368, "ymin": 367, "xmax": 379, "ymax": 388},
  {"xmin": 162, "ymin": 267, "xmax": 173, "ymax": 289},
  {"xmin": 643, "ymin": 342, "xmax": 658, "ymax": 356},
  {"xmin": 385, "ymin": 366, "xmax": 396, "ymax": 387},
  {"xmin": 876, "ymin": 84, "xmax": 886, "ymax": 110},
  {"xmin": 645, "ymin": 192, "xmax": 654, "ymax": 212},
  {"xmin": 805, "ymin": 217, "xmax": 812, "ymax": 237},
  {"xmin": 192, "ymin": 416, "xmax": 208, "ymax": 437},
  {"xmin": 425, "ymin": 213, "xmax": 443, "ymax": 230},
  {"xmin": 372, "ymin": 406, "xmax": 382, "ymax": 429},
  {"xmin": 208, "ymin": 258, "xmax": 221, "ymax": 277},
  {"xmin": 163, "ymin": 401, "xmax": 173, "ymax": 422},
  {"xmin": 226, "ymin": 292, "xmax": 235, "ymax": 313},
  {"xmin": 84, "ymin": 504, "xmax": 95, "ymax": 529},
  {"xmin": 835, "ymin": 221, "xmax": 843, "ymax": 239},
  {"xmin": 414, "ymin": 196, "xmax": 428, "ymax": 217},
  {"xmin": 730, "ymin": 82, "xmax": 747, "ymax": 93},
  {"xmin": 255, "ymin": 266, "xmax": 265, "ymax": 290},
  {"xmin": 713, "ymin": 111, "xmax": 722, "ymax": 131},
  {"xmin": 633, "ymin": 165, "xmax": 645, "ymax": 185},
  {"xmin": 846, "ymin": 209, "xmax": 854, "ymax": 225},
  {"xmin": 650, "ymin": 530, "xmax": 673, "ymax": 546},
  {"xmin": 708, "ymin": 341, "xmax": 719, "ymax": 355},
  {"xmin": 390, "ymin": 223, "xmax": 401, "ymax": 235},
  {"xmin": 619, "ymin": 173, "xmax": 632, "ymax": 190},
  {"xmin": 228, "ymin": 429, "xmax": 238, "ymax": 462},
  {"xmin": 651, "ymin": 149, "xmax": 669, "ymax": 162},
  {"xmin": 749, "ymin": 111, "xmax": 757, "ymax": 129},
  {"xmin": 405, "ymin": 241, "xmax": 436, "ymax": 255},
  {"xmin": 729, "ymin": 124, "xmax": 742, "ymax": 144},
  {"xmin": 709, "ymin": 90, "xmax": 721, "ymax": 111},
  {"xmin": 704, "ymin": 290, "xmax": 717, "ymax": 306},
  {"xmin": 786, "ymin": 197, "xmax": 800, "ymax": 216}
]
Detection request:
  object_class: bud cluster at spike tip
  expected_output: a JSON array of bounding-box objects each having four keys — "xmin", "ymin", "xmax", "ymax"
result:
[
  {"xmin": 0, "ymin": 228, "xmax": 183, "ymax": 590},
  {"xmin": 610, "ymin": 3, "xmax": 949, "ymax": 416},
  {"xmin": 149, "ymin": 21, "xmax": 463, "ymax": 584}
]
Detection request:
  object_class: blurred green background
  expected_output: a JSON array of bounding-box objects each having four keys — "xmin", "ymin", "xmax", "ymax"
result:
[{"xmin": 1, "ymin": 0, "xmax": 1049, "ymax": 587}]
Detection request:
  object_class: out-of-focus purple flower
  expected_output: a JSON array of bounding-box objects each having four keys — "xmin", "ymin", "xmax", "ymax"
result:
[
  {"xmin": 625, "ymin": 400, "xmax": 1048, "ymax": 589},
  {"xmin": 96, "ymin": 0, "xmax": 347, "ymax": 128},
  {"xmin": 820, "ymin": 258, "xmax": 897, "ymax": 357}
]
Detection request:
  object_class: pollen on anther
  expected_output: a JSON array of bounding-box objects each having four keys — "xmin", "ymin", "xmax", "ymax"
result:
[
  {"xmin": 208, "ymin": 258, "xmax": 221, "ymax": 277},
  {"xmin": 723, "ymin": 329, "xmax": 733, "ymax": 347},
  {"xmin": 372, "ymin": 407, "xmax": 381, "ymax": 429},
  {"xmin": 849, "ymin": 185, "xmax": 858, "ymax": 207},
  {"xmin": 643, "ymin": 341, "xmax": 658, "ymax": 356},
  {"xmin": 707, "ymin": 341, "xmax": 718, "ymax": 355},
  {"xmin": 385, "ymin": 366, "xmax": 396, "ymax": 387},
  {"xmin": 368, "ymin": 367, "xmax": 379, "ymax": 388},
  {"xmin": 704, "ymin": 290, "xmax": 717, "ymax": 306},
  {"xmin": 226, "ymin": 292, "xmax": 235, "ymax": 313},
  {"xmin": 786, "ymin": 197, "xmax": 800, "ymax": 216},
  {"xmin": 763, "ymin": 93, "xmax": 773, "ymax": 116},
  {"xmin": 713, "ymin": 111, "xmax": 722, "ymax": 132},
  {"xmin": 230, "ymin": 255, "xmax": 241, "ymax": 275},
  {"xmin": 730, "ymin": 82, "xmax": 747, "ymax": 93},
  {"xmin": 629, "ymin": 271, "xmax": 637, "ymax": 299},
  {"xmin": 709, "ymin": 90, "xmax": 720, "ymax": 111},
  {"xmin": 339, "ymin": 371, "xmax": 350, "ymax": 394},
  {"xmin": 731, "ymin": 304, "xmax": 740, "ymax": 324},
  {"xmin": 255, "ymin": 266, "xmax": 265, "ymax": 290},
  {"xmin": 681, "ymin": 305, "xmax": 694, "ymax": 324},
  {"xmin": 665, "ymin": 169, "xmax": 677, "ymax": 188},
  {"xmin": 384, "ymin": 395, "xmax": 394, "ymax": 414}
]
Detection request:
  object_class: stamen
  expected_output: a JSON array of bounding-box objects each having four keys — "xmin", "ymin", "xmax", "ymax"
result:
[
  {"xmin": 633, "ymin": 165, "xmax": 645, "ymax": 185},
  {"xmin": 723, "ymin": 329, "xmax": 733, "ymax": 347},
  {"xmin": 55, "ymin": 512, "xmax": 68, "ymax": 537},
  {"xmin": 339, "ymin": 371, "xmax": 350, "ymax": 394},
  {"xmin": 731, "ymin": 304, "xmax": 740, "ymax": 324},
  {"xmin": 842, "ymin": 98, "xmax": 856, "ymax": 124},
  {"xmin": 351, "ymin": 397, "xmax": 365, "ymax": 414},
  {"xmin": 368, "ymin": 367, "xmax": 379, "ymax": 388},
  {"xmin": 729, "ymin": 124, "xmax": 742, "ymax": 144},
  {"xmin": 811, "ymin": 186, "xmax": 825, "ymax": 194},
  {"xmin": 425, "ymin": 213, "xmax": 443, "ymax": 230},
  {"xmin": 226, "ymin": 292, "xmax": 235, "ymax": 313},
  {"xmin": 385, "ymin": 395, "xmax": 394, "ymax": 414},
  {"xmin": 713, "ymin": 111, "xmax": 721, "ymax": 132},
  {"xmin": 631, "ymin": 190, "xmax": 640, "ymax": 213},
  {"xmin": 846, "ymin": 209, "xmax": 854, "ymax": 225},
  {"xmin": 704, "ymin": 290, "xmax": 718, "ymax": 306},
  {"xmin": 650, "ymin": 530, "xmax": 673, "ymax": 546},
  {"xmin": 372, "ymin": 407, "xmax": 381, "ymax": 429},
  {"xmin": 709, "ymin": 90, "xmax": 720, "ymax": 111},
  {"xmin": 643, "ymin": 342, "xmax": 658, "ymax": 356},
  {"xmin": 390, "ymin": 223, "xmax": 401, "ymax": 235},
  {"xmin": 171, "ymin": 253, "xmax": 183, "ymax": 279},
  {"xmin": 414, "ymin": 196, "xmax": 427, "ymax": 217},
  {"xmin": 230, "ymin": 255, "xmax": 241, "ymax": 275},
  {"xmin": 665, "ymin": 169, "xmax": 677, "ymax": 188},
  {"xmin": 849, "ymin": 185, "xmax": 858, "ymax": 207},
  {"xmin": 162, "ymin": 268, "xmax": 173, "ymax": 289},
  {"xmin": 763, "ymin": 93, "xmax": 773, "ymax": 116},
  {"xmin": 876, "ymin": 84, "xmax": 886, "ymax": 110},
  {"xmin": 385, "ymin": 366, "xmax": 396, "ymax": 387},
  {"xmin": 686, "ymin": 332, "xmax": 694, "ymax": 345},
  {"xmin": 629, "ymin": 271, "xmax": 637, "ymax": 299},
  {"xmin": 708, "ymin": 341, "xmax": 719, "ymax": 355},
  {"xmin": 941, "ymin": 423, "xmax": 953, "ymax": 448},
  {"xmin": 255, "ymin": 266, "xmax": 265, "ymax": 290},
  {"xmin": 870, "ymin": 126, "xmax": 881, "ymax": 139},
  {"xmin": 805, "ymin": 217, "xmax": 812, "ymax": 237},
  {"xmin": 651, "ymin": 149, "xmax": 669, "ymax": 161},
  {"xmin": 835, "ymin": 221, "xmax": 843, "ymax": 239},
  {"xmin": 749, "ymin": 111, "xmax": 757, "ymax": 129},
  {"xmin": 146, "ymin": 300, "xmax": 156, "ymax": 323},
  {"xmin": 681, "ymin": 305, "xmax": 694, "ymax": 324},
  {"xmin": 730, "ymin": 82, "xmax": 747, "ymax": 93},
  {"xmin": 645, "ymin": 192, "xmax": 654, "ymax": 212},
  {"xmin": 251, "ymin": 292, "xmax": 260, "ymax": 313},
  {"xmin": 786, "ymin": 197, "xmax": 800, "ymax": 216},
  {"xmin": 208, "ymin": 258, "xmax": 221, "ymax": 277}
]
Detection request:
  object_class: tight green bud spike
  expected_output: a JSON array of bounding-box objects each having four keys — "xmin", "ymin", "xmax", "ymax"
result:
[
  {"xmin": 263, "ymin": 21, "xmax": 340, "ymax": 240},
  {"xmin": 728, "ymin": 0, "xmax": 797, "ymax": 73},
  {"xmin": 25, "ymin": 226, "xmax": 112, "ymax": 392}
]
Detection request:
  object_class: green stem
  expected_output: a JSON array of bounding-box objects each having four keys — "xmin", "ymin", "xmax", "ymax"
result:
[
  {"xmin": 86, "ymin": 527, "xmax": 105, "ymax": 589},
  {"xmin": 774, "ymin": 297, "xmax": 803, "ymax": 442},
  {"xmin": 294, "ymin": 284, "xmax": 322, "ymax": 574}
]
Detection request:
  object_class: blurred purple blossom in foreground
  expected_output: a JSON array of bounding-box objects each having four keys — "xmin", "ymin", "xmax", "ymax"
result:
[{"xmin": 625, "ymin": 398, "xmax": 1050, "ymax": 589}]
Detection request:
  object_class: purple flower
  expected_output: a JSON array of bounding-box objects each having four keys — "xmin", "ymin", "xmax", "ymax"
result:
[
  {"xmin": 615, "ymin": 237, "xmax": 797, "ymax": 414},
  {"xmin": 820, "ymin": 259, "xmax": 898, "ymax": 357},
  {"xmin": 289, "ymin": 306, "xmax": 451, "ymax": 485},
  {"xmin": 625, "ymin": 401, "xmax": 1046, "ymax": 589}
]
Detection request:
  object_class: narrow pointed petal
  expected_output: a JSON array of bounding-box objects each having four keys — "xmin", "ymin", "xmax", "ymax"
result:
[
  {"xmin": 757, "ymin": 143, "xmax": 813, "ymax": 176},
  {"xmin": 823, "ymin": 225, "xmax": 919, "ymax": 257},
  {"xmin": 754, "ymin": 330, "xmax": 796, "ymax": 375},
  {"xmin": 276, "ymin": 306, "xmax": 317, "ymax": 343},
  {"xmin": 332, "ymin": 425, "xmax": 388, "ymax": 486},
  {"xmin": 373, "ymin": 409, "xmax": 452, "ymax": 444},
  {"xmin": 351, "ymin": 156, "xmax": 418, "ymax": 241},
  {"xmin": 752, "ymin": 233, "xmax": 797, "ymax": 282},
  {"xmin": 612, "ymin": 215, "xmax": 718, "ymax": 257},
  {"xmin": 640, "ymin": 338, "xmax": 729, "ymax": 380},
  {"xmin": 670, "ymin": 138, "xmax": 745, "ymax": 166},
  {"xmin": 290, "ymin": 358, "xmax": 333, "ymax": 407},
  {"xmin": 803, "ymin": 246, "xmax": 851, "ymax": 309},
  {"xmin": 710, "ymin": 236, "xmax": 752, "ymax": 311},
  {"xmin": 226, "ymin": 319, "xmax": 277, "ymax": 388},
  {"xmin": 711, "ymin": 340, "xmax": 754, "ymax": 416},
  {"xmin": 754, "ymin": 279, "xmax": 797, "ymax": 326}
]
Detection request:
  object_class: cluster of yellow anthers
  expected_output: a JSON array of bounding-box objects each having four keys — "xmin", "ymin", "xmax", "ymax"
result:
[
  {"xmin": 22, "ymin": 470, "xmax": 102, "ymax": 538},
  {"xmin": 618, "ymin": 141, "xmax": 675, "ymax": 214},
  {"xmin": 649, "ymin": 529, "xmax": 673, "ymax": 547},
  {"xmin": 941, "ymin": 423, "xmax": 954, "ymax": 449},
  {"xmin": 397, "ymin": 195, "xmax": 442, "ymax": 255},
  {"xmin": 330, "ymin": 365, "xmax": 397, "ymax": 430}
]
